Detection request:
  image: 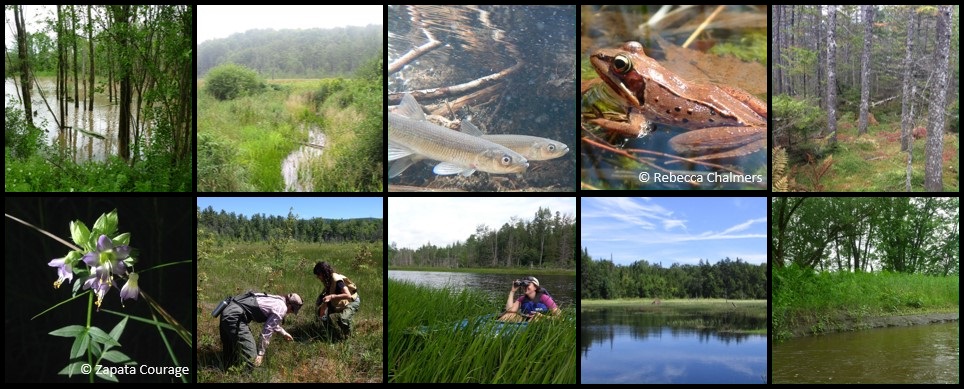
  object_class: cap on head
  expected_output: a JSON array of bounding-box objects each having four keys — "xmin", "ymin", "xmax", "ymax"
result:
[
  {"xmin": 286, "ymin": 293, "xmax": 303, "ymax": 314},
  {"xmin": 525, "ymin": 276, "xmax": 540, "ymax": 288}
]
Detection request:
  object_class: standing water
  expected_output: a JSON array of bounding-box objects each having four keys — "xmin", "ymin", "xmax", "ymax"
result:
[
  {"xmin": 773, "ymin": 322, "xmax": 959, "ymax": 383},
  {"xmin": 282, "ymin": 123, "xmax": 326, "ymax": 192},
  {"xmin": 5, "ymin": 77, "xmax": 151, "ymax": 162}
]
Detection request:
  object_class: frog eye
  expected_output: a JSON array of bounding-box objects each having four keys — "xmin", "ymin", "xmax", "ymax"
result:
[
  {"xmin": 501, "ymin": 155, "xmax": 512, "ymax": 165},
  {"xmin": 613, "ymin": 54, "xmax": 633, "ymax": 74}
]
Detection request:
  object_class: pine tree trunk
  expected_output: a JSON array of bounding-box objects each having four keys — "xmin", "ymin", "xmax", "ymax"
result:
[{"xmin": 924, "ymin": 5, "xmax": 951, "ymax": 191}]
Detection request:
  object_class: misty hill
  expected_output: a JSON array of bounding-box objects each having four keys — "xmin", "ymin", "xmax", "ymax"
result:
[{"xmin": 197, "ymin": 24, "xmax": 382, "ymax": 79}]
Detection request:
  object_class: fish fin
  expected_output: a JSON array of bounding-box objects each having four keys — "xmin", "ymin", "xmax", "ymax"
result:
[
  {"xmin": 388, "ymin": 156, "xmax": 416, "ymax": 178},
  {"xmin": 388, "ymin": 141, "xmax": 415, "ymax": 161},
  {"xmin": 395, "ymin": 93, "xmax": 427, "ymax": 120},
  {"xmin": 433, "ymin": 162, "xmax": 473, "ymax": 176},
  {"xmin": 460, "ymin": 120, "xmax": 484, "ymax": 136}
]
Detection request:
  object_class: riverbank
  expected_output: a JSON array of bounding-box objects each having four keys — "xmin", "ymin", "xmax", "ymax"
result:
[
  {"xmin": 782, "ymin": 309, "xmax": 959, "ymax": 339},
  {"xmin": 772, "ymin": 266, "xmax": 959, "ymax": 341}
]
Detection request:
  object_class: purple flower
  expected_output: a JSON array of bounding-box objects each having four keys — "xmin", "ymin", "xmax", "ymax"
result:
[
  {"xmin": 82, "ymin": 235, "xmax": 131, "ymax": 276},
  {"xmin": 119, "ymin": 273, "xmax": 139, "ymax": 306},
  {"xmin": 83, "ymin": 264, "xmax": 113, "ymax": 309},
  {"xmin": 47, "ymin": 257, "xmax": 73, "ymax": 289}
]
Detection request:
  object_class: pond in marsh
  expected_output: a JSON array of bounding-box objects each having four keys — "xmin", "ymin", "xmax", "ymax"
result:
[
  {"xmin": 581, "ymin": 306, "xmax": 767, "ymax": 384},
  {"xmin": 388, "ymin": 270, "xmax": 576, "ymax": 308},
  {"xmin": 282, "ymin": 124, "xmax": 326, "ymax": 192},
  {"xmin": 5, "ymin": 77, "xmax": 151, "ymax": 162},
  {"xmin": 772, "ymin": 321, "xmax": 959, "ymax": 384}
]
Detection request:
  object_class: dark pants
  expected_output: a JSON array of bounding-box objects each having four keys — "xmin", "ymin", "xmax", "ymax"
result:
[
  {"xmin": 320, "ymin": 295, "xmax": 361, "ymax": 339},
  {"xmin": 218, "ymin": 292, "xmax": 267, "ymax": 370}
]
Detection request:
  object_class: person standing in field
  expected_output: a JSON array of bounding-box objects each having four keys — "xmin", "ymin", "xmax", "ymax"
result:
[{"xmin": 313, "ymin": 261, "xmax": 360, "ymax": 339}]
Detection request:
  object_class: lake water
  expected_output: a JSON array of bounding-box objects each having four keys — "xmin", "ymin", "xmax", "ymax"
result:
[
  {"xmin": 5, "ymin": 77, "xmax": 150, "ymax": 162},
  {"xmin": 388, "ymin": 269, "xmax": 576, "ymax": 308},
  {"xmin": 772, "ymin": 321, "xmax": 959, "ymax": 384},
  {"xmin": 581, "ymin": 307, "xmax": 767, "ymax": 384}
]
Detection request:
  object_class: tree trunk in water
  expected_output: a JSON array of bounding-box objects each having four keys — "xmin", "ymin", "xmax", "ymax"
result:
[
  {"xmin": 88, "ymin": 5, "xmax": 94, "ymax": 111},
  {"xmin": 72, "ymin": 5, "xmax": 79, "ymax": 110},
  {"xmin": 114, "ymin": 5, "xmax": 132, "ymax": 162},
  {"xmin": 924, "ymin": 5, "xmax": 951, "ymax": 191},
  {"xmin": 14, "ymin": 5, "xmax": 33, "ymax": 128}
]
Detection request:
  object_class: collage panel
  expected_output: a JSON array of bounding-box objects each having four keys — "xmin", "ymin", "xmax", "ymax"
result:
[
  {"xmin": 580, "ymin": 5, "xmax": 768, "ymax": 190},
  {"xmin": 580, "ymin": 197, "xmax": 769, "ymax": 384},
  {"xmin": 771, "ymin": 5, "xmax": 958, "ymax": 192},
  {"xmin": 388, "ymin": 5, "xmax": 576, "ymax": 192},
  {"xmin": 387, "ymin": 197, "xmax": 577, "ymax": 383},
  {"xmin": 5, "ymin": 197, "xmax": 194, "ymax": 382},
  {"xmin": 195, "ymin": 197, "xmax": 383, "ymax": 382},
  {"xmin": 771, "ymin": 197, "xmax": 959, "ymax": 384},
  {"xmin": 196, "ymin": 5, "xmax": 384, "ymax": 192}
]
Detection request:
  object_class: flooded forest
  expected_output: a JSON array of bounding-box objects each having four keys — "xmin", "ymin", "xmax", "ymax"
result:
[{"xmin": 5, "ymin": 5, "xmax": 193, "ymax": 192}]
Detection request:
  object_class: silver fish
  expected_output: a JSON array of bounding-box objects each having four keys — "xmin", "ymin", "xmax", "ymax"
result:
[{"xmin": 388, "ymin": 94, "xmax": 528, "ymax": 177}]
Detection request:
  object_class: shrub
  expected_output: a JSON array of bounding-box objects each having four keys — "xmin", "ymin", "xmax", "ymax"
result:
[{"xmin": 203, "ymin": 63, "xmax": 266, "ymax": 101}]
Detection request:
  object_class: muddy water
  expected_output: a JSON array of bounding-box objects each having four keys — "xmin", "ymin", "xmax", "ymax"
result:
[
  {"xmin": 773, "ymin": 321, "xmax": 959, "ymax": 383},
  {"xmin": 282, "ymin": 124, "xmax": 326, "ymax": 192},
  {"xmin": 5, "ymin": 77, "xmax": 151, "ymax": 162}
]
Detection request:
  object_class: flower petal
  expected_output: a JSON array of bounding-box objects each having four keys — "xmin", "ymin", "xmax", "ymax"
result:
[
  {"xmin": 114, "ymin": 245, "xmax": 131, "ymax": 260},
  {"xmin": 120, "ymin": 273, "xmax": 139, "ymax": 302},
  {"xmin": 82, "ymin": 252, "xmax": 99, "ymax": 267},
  {"xmin": 48, "ymin": 257, "xmax": 66, "ymax": 267},
  {"xmin": 112, "ymin": 260, "xmax": 127, "ymax": 276},
  {"xmin": 97, "ymin": 235, "xmax": 113, "ymax": 252}
]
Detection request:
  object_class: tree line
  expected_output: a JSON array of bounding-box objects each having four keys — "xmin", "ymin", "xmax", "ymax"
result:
[
  {"xmin": 772, "ymin": 197, "xmax": 959, "ymax": 275},
  {"xmin": 581, "ymin": 249, "xmax": 768, "ymax": 300},
  {"xmin": 197, "ymin": 25, "xmax": 382, "ymax": 79},
  {"xmin": 197, "ymin": 206, "xmax": 382, "ymax": 243},
  {"xmin": 389, "ymin": 207, "xmax": 576, "ymax": 269}
]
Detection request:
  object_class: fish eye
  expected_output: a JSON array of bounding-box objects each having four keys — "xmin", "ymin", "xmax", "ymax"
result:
[
  {"xmin": 547, "ymin": 144, "xmax": 556, "ymax": 152},
  {"xmin": 501, "ymin": 156, "xmax": 512, "ymax": 165},
  {"xmin": 613, "ymin": 54, "xmax": 632, "ymax": 74}
]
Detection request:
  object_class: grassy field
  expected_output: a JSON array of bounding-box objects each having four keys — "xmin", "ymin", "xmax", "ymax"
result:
[
  {"xmin": 389, "ymin": 266, "xmax": 576, "ymax": 276},
  {"xmin": 388, "ymin": 279, "xmax": 576, "ymax": 383},
  {"xmin": 196, "ymin": 242, "xmax": 383, "ymax": 383},
  {"xmin": 197, "ymin": 77, "xmax": 382, "ymax": 192},
  {"xmin": 772, "ymin": 266, "xmax": 959, "ymax": 340}
]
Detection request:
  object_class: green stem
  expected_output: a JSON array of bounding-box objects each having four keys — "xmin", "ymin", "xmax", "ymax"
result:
[
  {"xmin": 138, "ymin": 260, "xmax": 193, "ymax": 274},
  {"xmin": 87, "ymin": 292, "xmax": 93, "ymax": 383}
]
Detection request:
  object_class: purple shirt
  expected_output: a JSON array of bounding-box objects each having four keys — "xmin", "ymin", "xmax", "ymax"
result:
[
  {"xmin": 255, "ymin": 294, "xmax": 291, "ymax": 356},
  {"xmin": 515, "ymin": 293, "xmax": 558, "ymax": 311}
]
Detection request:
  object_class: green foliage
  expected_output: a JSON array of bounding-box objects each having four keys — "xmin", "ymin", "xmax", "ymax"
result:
[
  {"xmin": 197, "ymin": 132, "xmax": 254, "ymax": 192},
  {"xmin": 710, "ymin": 32, "xmax": 768, "ymax": 63},
  {"xmin": 5, "ymin": 105, "xmax": 46, "ymax": 159},
  {"xmin": 197, "ymin": 25, "xmax": 383, "ymax": 79},
  {"xmin": 204, "ymin": 63, "xmax": 267, "ymax": 101},
  {"xmin": 581, "ymin": 250, "xmax": 768, "ymax": 300}
]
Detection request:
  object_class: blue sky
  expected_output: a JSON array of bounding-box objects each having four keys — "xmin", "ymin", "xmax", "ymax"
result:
[
  {"xmin": 581, "ymin": 197, "xmax": 767, "ymax": 266},
  {"xmin": 197, "ymin": 197, "xmax": 382, "ymax": 220}
]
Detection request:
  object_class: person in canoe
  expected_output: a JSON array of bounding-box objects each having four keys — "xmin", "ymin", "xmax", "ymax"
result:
[{"xmin": 497, "ymin": 276, "xmax": 560, "ymax": 322}]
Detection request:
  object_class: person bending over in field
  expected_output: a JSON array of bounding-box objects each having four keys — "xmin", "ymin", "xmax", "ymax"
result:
[
  {"xmin": 313, "ymin": 261, "xmax": 360, "ymax": 339},
  {"xmin": 497, "ymin": 276, "xmax": 560, "ymax": 322},
  {"xmin": 216, "ymin": 291, "xmax": 303, "ymax": 369}
]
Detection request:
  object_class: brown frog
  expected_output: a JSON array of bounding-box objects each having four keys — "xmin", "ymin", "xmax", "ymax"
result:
[{"xmin": 586, "ymin": 41, "xmax": 767, "ymax": 162}]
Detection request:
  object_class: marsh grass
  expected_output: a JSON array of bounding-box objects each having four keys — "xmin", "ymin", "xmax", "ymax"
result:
[
  {"xmin": 581, "ymin": 299, "xmax": 768, "ymax": 334},
  {"xmin": 197, "ymin": 78, "xmax": 381, "ymax": 192},
  {"xmin": 388, "ymin": 280, "xmax": 576, "ymax": 383},
  {"xmin": 772, "ymin": 266, "xmax": 959, "ymax": 340},
  {"xmin": 197, "ymin": 242, "xmax": 383, "ymax": 383}
]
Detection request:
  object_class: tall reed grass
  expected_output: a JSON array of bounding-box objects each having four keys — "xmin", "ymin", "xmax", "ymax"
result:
[{"xmin": 388, "ymin": 279, "xmax": 576, "ymax": 383}]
